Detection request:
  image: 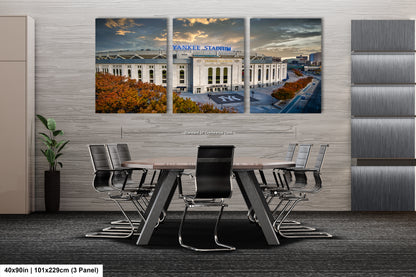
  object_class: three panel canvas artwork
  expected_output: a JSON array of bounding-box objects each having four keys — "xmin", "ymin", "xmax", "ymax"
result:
[{"xmin": 95, "ymin": 18, "xmax": 322, "ymax": 113}]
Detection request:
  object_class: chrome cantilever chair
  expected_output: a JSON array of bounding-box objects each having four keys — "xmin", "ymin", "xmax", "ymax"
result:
[
  {"xmin": 258, "ymin": 143, "xmax": 298, "ymax": 189},
  {"xmin": 116, "ymin": 143, "xmax": 160, "ymax": 190},
  {"xmin": 106, "ymin": 143, "xmax": 165, "ymax": 227},
  {"xmin": 178, "ymin": 145, "xmax": 236, "ymax": 252},
  {"xmin": 275, "ymin": 143, "xmax": 298, "ymax": 186},
  {"xmin": 273, "ymin": 144, "xmax": 332, "ymax": 238},
  {"xmin": 106, "ymin": 143, "xmax": 149, "ymax": 227},
  {"xmin": 248, "ymin": 143, "xmax": 298, "ymax": 223},
  {"xmin": 107, "ymin": 144, "xmax": 147, "ymax": 190},
  {"xmin": 269, "ymin": 144, "xmax": 313, "ymax": 201},
  {"xmin": 266, "ymin": 144, "xmax": 313, "ymax": 228},
  {"xmin": 117, "ymin": 143, "xmax": 165, "ymax": 222},
  {"xmin": 86, "ymin": 144, "xmax": 149, "ymax": 239}
]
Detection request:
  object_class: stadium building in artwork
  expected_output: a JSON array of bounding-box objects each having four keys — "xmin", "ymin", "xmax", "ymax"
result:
[{"xmin": 95, "ymin": 48, "xmax": 287, "ymax": 94}]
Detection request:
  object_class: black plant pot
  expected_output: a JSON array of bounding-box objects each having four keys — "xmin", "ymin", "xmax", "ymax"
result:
[{"xmin": 44, "ymin": 171, "xmax": 60, "ymax": 212}]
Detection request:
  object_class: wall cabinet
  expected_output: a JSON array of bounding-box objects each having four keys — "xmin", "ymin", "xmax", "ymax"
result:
[{"xmin": 0, "ymin": 16, "xmax": 35, "ymax": 214}]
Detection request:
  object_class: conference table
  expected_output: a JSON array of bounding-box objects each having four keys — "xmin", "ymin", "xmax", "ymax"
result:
[{"xmin": 122, "ymin": 157, "xmax": 295, "ymax": 246}]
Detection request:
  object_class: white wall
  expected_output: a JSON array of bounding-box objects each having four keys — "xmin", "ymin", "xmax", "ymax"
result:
[{"xmin": 1, "ymin": 0, "xmax": 415, "ymax": 211}]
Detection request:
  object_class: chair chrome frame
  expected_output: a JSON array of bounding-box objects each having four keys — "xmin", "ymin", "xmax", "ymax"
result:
[{"xmin": 178, "ymin": 199, "xmax": 235, "ymax": 252}]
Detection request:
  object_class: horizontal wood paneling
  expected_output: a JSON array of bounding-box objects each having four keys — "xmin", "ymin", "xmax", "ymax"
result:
[{"xmin": 3, "ymin": 0, "xmax": 416, "ymax": 211}]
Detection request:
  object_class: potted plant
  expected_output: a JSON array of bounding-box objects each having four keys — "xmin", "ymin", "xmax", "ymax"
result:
[{"xmin": 37, "ymin": 115, "xmax": 69, "ymax": 212}]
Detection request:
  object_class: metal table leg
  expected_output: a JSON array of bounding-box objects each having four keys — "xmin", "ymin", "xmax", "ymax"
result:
[
  {"xmin": 136, "ymin": 169, "xmax": 182, "ymax": 245},
  {"xmin": 234, "ymin": 170, "xmax": 280, "ymax": 246}
]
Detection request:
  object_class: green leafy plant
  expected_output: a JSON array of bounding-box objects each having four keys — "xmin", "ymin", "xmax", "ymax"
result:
[{"xmin": 37, "ymin": 115, "xmax": 70, "ymax": 171}]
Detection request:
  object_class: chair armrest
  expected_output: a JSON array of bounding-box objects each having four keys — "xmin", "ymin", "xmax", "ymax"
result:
[
  {"xmin": 290, "ymin": 186, "xmax": 320, "ymax": 193},
  {"xmin": 273, "ymin": 167, "xmax": 294, "ymax": 172},
  {"xmin": 180, "ymin": 171, "xmax": 194, "ymax": 177},
  {"xmin": 284, "ymin": 168, "xmax": 319, "ymax": 173},
  {"xmin": 114, "ymin": 167, "xmax": 147, "ymax": 172},
  {"xmin": 95, "ymin": 169, "xmax": 128, "ymax": 174}
]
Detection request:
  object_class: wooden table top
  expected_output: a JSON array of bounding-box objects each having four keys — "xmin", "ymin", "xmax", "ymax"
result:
[{"xmin": 122, "ymin": 157, "xmax": 295, "ymax": 170}]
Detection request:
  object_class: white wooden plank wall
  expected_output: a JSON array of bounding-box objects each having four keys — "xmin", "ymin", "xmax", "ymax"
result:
[{"xmin": 1, "ymin": 0, "xmax": 415, "ymax": 211}]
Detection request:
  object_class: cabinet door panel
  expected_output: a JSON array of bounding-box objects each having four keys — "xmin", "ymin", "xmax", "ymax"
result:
[
  {"xmin": 0, "ymin": 17, "xmax": 26, "ymax": 61},
  {"xmin": 0, "ymin": 62, "xmax": 27, "ymax": 213},
  {"xmin": 352, "ymin": 166, "xmax": 415, "ymax": 211},
  {"xmin": 351, "ymin": 86, "xmax": 415, "ymax": 116},
  {"xmin": 352, "ymin": 20, "xmax": 415, "ymax": 51},
  {"xmin": 351, "ymin": 118, "xmax": 415, "ymax": 158},
  {"xmin": 351, "ymin": 53, "xmax": 415, "ymax": 84}
]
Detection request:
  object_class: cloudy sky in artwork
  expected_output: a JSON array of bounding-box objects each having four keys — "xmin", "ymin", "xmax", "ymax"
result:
[
  {"xmin": 251, "ymin": 18, "xmax": 322, "ymax": 59},
  {"xmin": 172, "ymin": 18, "xmax": 244, "ymax": 51},
  {"xmin": 96, "ymin": 18, "xmax": 321, "ymax": 59},
  {"xmin": 96, "ymin": 18, "xmax": 167, "ymax": 52}
]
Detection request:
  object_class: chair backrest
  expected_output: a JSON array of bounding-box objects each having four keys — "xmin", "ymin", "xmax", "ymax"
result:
[
  {"xmin": 106, "ymin": 144, "xmax": 122, "ymax": 168},
  {"xmin": 89, "ymin": 144, "xmax": 111, "ymax": 171},
  {"xmin": 294, "ymin": 144, "xmax": 312, "ymax": 168},
  {"xmin": 314, "ymin": 144, "xmax": 329, "ymax": 172},
  {"xmin": 88, "ymin": 145, "xmax": 112, "ymax": 192},
  {"xmin": 293, "ymin": 144, "xmax": 328, "ymax": 191},
  {"xmin": 117, "ymin": 143, "xmax": 135, "ymax": 181},
  {"xmin": 285, "ymin": 143, "xmax": 298, "ymax": 161},
  {"xmin": 195, "ymin": 145, "xmax": 235, "ymax": 199},
  {"xmin": 117, "ymin": 143, "xmax": 132, "ymax": 164},
  {"xmin": 106, "ymin": 143, "xmax": 130, "ymax": 184}
]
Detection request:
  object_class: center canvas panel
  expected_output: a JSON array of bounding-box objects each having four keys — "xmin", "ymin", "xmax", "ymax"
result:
[{"xmin": 173, "ymin": 18, "xmax": 244, "ymax": 113}]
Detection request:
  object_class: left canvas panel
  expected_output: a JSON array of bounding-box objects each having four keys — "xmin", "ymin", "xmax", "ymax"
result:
[{"xmin": 95, "ymin": 18, "xmax": 168, "ymax": 113}]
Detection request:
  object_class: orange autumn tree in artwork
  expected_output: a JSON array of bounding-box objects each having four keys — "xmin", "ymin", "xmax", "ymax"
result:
[
  {"xmin": 292, "ymin": 69, "xmax": 303, "ymax": 77},
  {"xmin": 95, "ymin": 73, "xmax": 235, "ymax": 113},
  {"xmin": 271, "ymin": 77, "xmax": 313, "ymax": 101}
]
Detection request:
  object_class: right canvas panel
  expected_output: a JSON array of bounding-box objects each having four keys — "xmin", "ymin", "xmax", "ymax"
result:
[{"xmin": 250, "ymin": 18, "xmax": 322, "ymax": 113}]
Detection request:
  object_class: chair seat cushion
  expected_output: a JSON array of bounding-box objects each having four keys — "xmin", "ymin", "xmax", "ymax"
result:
[
  {"xmin": 182, "ymin": 195, "xmax": 227, "ymax": 207},
  {"xmin": 113, "ymin": 179, "xmax": 153, "ymax": 190},
  {"xmin": 268, "ymin": 188, "xmax": 290, "ymax": 194},
  {"xmin": 141, "ymin": 184, "xmax": 156, "ymax": 189},
  {"xmin": 281, "ymin": 193, "xmax": 308, "ymax": 201},
  {"xmin": 136, "ymin": 188, "xmax": 151, "ymax": 194}
]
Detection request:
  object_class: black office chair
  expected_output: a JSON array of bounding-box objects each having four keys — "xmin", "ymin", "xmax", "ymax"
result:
[
  {"xmin": 268, "ymin": 144, "xmax": 313, "ymax": 200},
  {"xmin": 273, "ymin": 144, "xmax": 332, "ymax": 238},
  {"xmin": 248, "ymin": 143, "xmax": 298, "ymax": 223},
  {"xmin": 86, "ymin": 144, "xmax": 149, "ymax": 239},
  {"xmin": 107, "ymin": 143, "xmax": 166, "ymax": 227},
  {"xmin": 276, "ymin": 143, "xmax": 298, "ymax": 185},
  {"xmin": 116, "ymin": 143, "xmax": 159, "ymax": 189},
  {"xmin": 258, "ymin": 143, "xmax": 298, "ymax": 189},
  {"xmin": 106, "ymin": 143, "xmax": 148, "ymax": 227},
  {"xmin": 265, "ymin": 144, "xmax": 313, "ymax": 228},
  {"xmin": 278, "ymin": 143, "xmax": 312, "ymax": 186},
  {"xmin": 107, "ymin": 144, "xmax": 147, "ymax": 189},
  {"xmin": 178, "ymin": 145, "xmax": 236, "ymax": 252}
]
